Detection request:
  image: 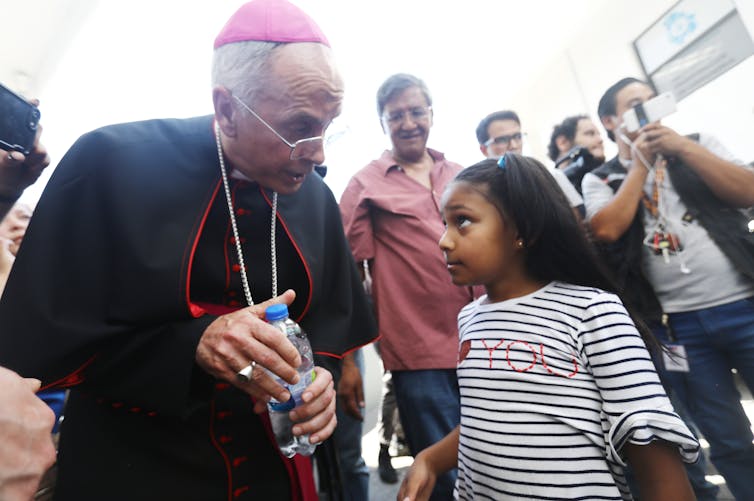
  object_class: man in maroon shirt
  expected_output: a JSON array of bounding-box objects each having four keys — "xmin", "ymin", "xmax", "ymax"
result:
[{"xmin": 340, "ymin": 73, "xmax": 477, "ymax": 500}]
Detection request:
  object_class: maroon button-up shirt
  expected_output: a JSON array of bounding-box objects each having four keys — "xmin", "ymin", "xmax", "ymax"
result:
[{"xmin": 340, "ymin": 149, "xmax": 478, "ymax": 370}]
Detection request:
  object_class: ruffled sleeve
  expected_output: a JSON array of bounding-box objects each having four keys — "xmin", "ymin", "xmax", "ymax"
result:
[
  {"xmin": 577, "ymin": 291, "xmax": 700, "ymax": 466},
  {"xmin": 606, "ymin": 408, "xmax": 700, "ymax": 466}
]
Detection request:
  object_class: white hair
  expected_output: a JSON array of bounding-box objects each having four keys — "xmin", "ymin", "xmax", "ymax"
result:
[{"xmin": 211, "ymin": 41, "xmax": 281, "ymax": 104}]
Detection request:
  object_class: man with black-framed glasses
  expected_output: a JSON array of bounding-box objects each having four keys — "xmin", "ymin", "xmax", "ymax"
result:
[
  {"xmin": 475, "ymin": 109, "xmax": 525, "ymax": 158},
  {"xmin": 476, "ymin": 110, "xmax": 585, "ymax": 215},
  {"xmin": 340, "ymin": 73, "xmax": 478, "ymax": 500}
]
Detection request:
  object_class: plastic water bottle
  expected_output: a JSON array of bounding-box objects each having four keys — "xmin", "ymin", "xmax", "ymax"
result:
[{"xmin": 265, "ymin": 303, "xmax": 317, "ymax": 457}]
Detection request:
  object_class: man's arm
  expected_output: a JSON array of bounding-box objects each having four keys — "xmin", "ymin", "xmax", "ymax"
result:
[
  {"xmin": 585, "ymin": 132, "xmax": 656, "ymax": 243},
  {"xmin": 338, "ymin": 177, "xmax": 375, "ymax": 265},
  {"xmin": 644, "ymin": 124, "xmax": 754, "ymax": 207},
  {"xmin": 588, "ymin": 164, "xmax": 648, "ymax": 242}
]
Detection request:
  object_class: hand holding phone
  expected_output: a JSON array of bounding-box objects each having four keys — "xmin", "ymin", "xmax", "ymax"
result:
[
  {"xmin": 622, "ymin": 92, "xmax": 676, "ymax": 133},
  {"xmin": 0, "ymin": 83, "xmax": 41, "ymax": 156}
]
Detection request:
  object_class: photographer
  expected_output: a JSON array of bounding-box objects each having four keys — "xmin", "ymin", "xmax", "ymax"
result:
[
  {"xmin": 582, "ymin": 77, "xmax": 754, "ymax": 500},
  {"xmin": 548, "ymin": 114, "xmax": 605, "ymax": 195}
]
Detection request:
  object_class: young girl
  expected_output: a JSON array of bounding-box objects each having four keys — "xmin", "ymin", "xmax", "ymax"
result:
[{"xmin": 398, "ymin": 154, "xmax": 698, "ymax": 501}]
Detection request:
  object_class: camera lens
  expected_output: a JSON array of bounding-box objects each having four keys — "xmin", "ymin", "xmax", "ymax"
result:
[{"xmin": 27, "ymin": 108, "xmax": 40, "ymax": 130}]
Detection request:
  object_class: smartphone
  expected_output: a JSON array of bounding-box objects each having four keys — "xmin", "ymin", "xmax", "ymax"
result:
[
  {"xmin": 622, "ymin": 91, "xmax": 676, "ymax": 133},
  {"xmin": 0, "ymin": 83, "xmax": 41, "ymax": 155}
]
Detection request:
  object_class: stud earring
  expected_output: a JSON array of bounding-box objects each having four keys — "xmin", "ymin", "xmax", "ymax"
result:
[{"xmin": 516, "ymin": 239, "xmax": 525, "ymax": 249}]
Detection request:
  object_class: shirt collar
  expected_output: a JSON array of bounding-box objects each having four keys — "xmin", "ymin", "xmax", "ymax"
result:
[{"xmin": 376, "ymin": 148, "xmax": 446, "ymax": 176}]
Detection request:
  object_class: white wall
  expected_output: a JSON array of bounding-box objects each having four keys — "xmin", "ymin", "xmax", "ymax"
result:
[
  {"xmin": 516, "ymin": 0, "xmax": 754, "ymax": 165},
  {"xmin": 16, "ymin": 0, "xmax": 754, "ymax": 207}
]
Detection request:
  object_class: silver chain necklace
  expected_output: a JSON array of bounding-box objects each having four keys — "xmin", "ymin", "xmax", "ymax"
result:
[{"xmin": 214, "ymin": 121, "xmax": 278, "ymax": 306}]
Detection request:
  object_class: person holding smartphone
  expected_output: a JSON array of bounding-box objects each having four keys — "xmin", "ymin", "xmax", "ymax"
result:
[
  {"xmin": 0, "ymin": 88, "xmax": 50, "ymax": 219},
  {"xmin": 582, "ymin": 77, "xmax": 754, "ymax": 500}
]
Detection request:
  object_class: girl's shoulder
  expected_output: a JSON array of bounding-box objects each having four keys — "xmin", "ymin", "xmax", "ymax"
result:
[{"xmin": 544, "ymin": 281, "xmax": 619, "ymax": 305}]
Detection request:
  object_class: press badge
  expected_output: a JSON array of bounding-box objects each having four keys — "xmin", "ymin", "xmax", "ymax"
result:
[{"xmin": 662, "ymin": 344, "xmax": 690, "ymax": 373}]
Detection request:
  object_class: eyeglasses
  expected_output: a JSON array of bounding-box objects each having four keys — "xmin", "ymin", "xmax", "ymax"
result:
[
  {"xmin": 382, "ymin": 106, "xmax": 432, "ymax": 125},
  {"xmin": 233, "ymin": 95, "xmax": 326, "ymax": 160},
  {"xmin": 484, "ymin": 132, "xmax": 526, "ymax": 147}
]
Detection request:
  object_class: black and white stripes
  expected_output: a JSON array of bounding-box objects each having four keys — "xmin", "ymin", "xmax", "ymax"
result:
[{"xmin": 454, "ymin": 282, "xmax": 699, "ymax": 500}]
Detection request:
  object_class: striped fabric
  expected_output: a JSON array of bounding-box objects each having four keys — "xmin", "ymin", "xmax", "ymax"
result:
[{"xmin": 454, "ymin": 282, "xmax": 699, "ymax": 500}]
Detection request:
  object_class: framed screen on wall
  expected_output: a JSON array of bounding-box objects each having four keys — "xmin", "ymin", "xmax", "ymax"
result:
[{"xmin": 633, "ymin": 0, "xmax": 754, "ymax": 100}]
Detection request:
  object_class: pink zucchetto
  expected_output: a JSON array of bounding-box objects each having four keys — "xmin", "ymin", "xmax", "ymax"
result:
[{"xmin": 214, "ymin": 0, "xmax": 330, "ymax": 49}]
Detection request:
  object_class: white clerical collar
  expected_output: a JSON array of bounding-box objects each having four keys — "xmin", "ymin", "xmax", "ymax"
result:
[{"xmin": 230, "ymin": 169, "xmax": 253, "ymax": 182}]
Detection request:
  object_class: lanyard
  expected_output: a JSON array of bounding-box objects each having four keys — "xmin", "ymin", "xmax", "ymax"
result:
[{"xmin": 641, "ymin": 163, "xmax": 665, "ymax": 218}]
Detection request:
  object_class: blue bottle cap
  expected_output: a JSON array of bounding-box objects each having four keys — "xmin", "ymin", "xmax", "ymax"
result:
[{"xmin": 265, "ymin": 303, "xmax": 289, "ymax": 322}]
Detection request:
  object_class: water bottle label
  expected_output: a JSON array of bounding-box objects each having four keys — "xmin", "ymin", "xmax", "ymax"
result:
[
  {"xmin": 268, "ymin": 369, "xmax": 314, "ymax": 412},
  {"xmin": 269, "ymin": 395, "xmax": 296, "ymax": 412}
]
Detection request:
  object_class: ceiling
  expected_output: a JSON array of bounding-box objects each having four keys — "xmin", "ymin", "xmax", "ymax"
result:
[{"xmin": 0, "ymin": 0, "xmax": 100, "ymax": 96}]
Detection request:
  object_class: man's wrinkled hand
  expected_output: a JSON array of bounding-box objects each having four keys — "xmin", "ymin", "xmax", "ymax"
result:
[
  {"xmin": 195, "ymin": 289, "xmax": 302, "ymax": 411},
  {"xmin": 289, "ymin": 366, "xmax": 337, "ymax": 444}
]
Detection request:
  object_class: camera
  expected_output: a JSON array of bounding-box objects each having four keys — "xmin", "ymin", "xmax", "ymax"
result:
[
  {"xmin": 622, "ymin": 91, "xmax": 676, "ymax": 133},
  {"xmin": 0, "ymin": 83, "xmax": 41, "ymax": 155},
  {"xmin": 556, "ymin": 146, "xmax": 601, "ymax": 195}
]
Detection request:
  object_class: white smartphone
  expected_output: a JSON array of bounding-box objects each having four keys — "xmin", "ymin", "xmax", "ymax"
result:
[{"xmin": 622, "ymin": 91, "xmax": 677, "ymax": 133}]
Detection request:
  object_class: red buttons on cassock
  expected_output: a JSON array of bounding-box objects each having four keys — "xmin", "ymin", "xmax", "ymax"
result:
[
  {"xmin": 232, "ymin": 456, "xmax": 248, "ymax": 467},
  {"xmin": 233, "ymin": 486, "xmax": 250, "ymax": 498}
]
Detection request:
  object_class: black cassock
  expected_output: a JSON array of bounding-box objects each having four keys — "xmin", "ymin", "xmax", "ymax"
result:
[{"xmin": 0, "ymin": 115, "xmax": 376, "ymax": 500}]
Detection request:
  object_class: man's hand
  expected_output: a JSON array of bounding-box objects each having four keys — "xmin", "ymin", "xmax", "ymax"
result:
[
  {"xmin": 289, "ymin": 366, "xmax": 337, "ymax": 444},
  {"xmin": 641, "ymin": 123, "xmax": 691, "ymax": 158},
  {"xmin": 0, "ymin": 366, "xmax": 56, "ymax": 501},
  {"xmin": 630, "ymin": 127, "xmax": 657, "ymax": 170},
  {"xmin": 195, "ymin": 289, "xmax": 303, "ymax": 413},
  {"xmin": 337, "ymin": 352, "xmax": 364, "ymax": 420},
  {"xmin": 0, "ymin": 123, "xmax": 50, "ymax": 201}
]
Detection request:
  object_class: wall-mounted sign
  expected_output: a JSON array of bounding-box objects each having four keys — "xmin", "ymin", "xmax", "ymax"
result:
[{"xmin": 634, "ymin": 0, "xmax": 754, "ymax": 100}]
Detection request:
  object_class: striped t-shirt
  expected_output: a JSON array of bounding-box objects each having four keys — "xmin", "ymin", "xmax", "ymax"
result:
[{"xmin": 455, "ymin": 282, "xmax": 699, "ymax": 500}]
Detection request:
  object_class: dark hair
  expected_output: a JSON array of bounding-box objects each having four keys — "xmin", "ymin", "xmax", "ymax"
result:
[
  {"xmin": 597, "ymin": 77, "xmax": 645, "ymax": 142},
  {"xmin": 475, "ymin": 110, "xmax": 521, "ymax": 145},
  {"xmin": 547, "ymin": 114, "xmax": 588, "ymax": 161},
  {"xmin": 376, "ymin": 73, "xmax": 432, "ymax": 118},
  {"xmin": 452, "ymin": 154, "xmax": 657, "ymax": 349}
]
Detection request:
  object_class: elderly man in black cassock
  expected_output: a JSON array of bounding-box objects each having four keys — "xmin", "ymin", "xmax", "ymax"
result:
[{"xmin": 0, "ymin": 1, "xmax": 376, "ymax": 499}]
